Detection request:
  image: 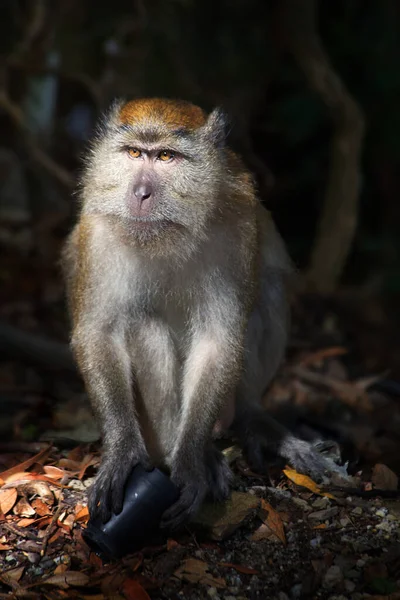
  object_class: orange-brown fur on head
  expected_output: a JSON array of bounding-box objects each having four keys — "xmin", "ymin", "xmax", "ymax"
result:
[{"xmin": 119, "ymin": 98, "xmax": 207, "ymax": 132}]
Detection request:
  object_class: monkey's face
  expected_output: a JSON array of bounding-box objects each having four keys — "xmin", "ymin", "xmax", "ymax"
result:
[{"xmin": 81, "ymin": 99, "xmax": 228, "ymax": 247}]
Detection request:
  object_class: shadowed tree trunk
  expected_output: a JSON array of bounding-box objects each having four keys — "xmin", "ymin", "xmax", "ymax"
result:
[{"xmin": 276, "ymin": 0, "xmax": 365, "ymax": 293}]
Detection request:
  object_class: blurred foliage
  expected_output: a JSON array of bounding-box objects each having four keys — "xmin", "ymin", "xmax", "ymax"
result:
[{"xmin": 1, "ymin": 0, "xmax": 400, "ymax": 292}]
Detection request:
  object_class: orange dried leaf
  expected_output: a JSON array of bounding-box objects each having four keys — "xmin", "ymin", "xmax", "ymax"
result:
[
  {"xmin": 54, "ymin": 564, "xmax": 69, "ymax": 574},
  {"xmin": 122, "ymin": 578, "xmax": 151, "ymax": 600},
  {"xmin": 0, "ymin": 446, "xmax": 52, "ymax": 481},
  {"xmin": 32, "ymin": 498, "xmax": 52, "ymax": 516},
  {"xmin": 49, "ymin": 529, "xmax": 63, "ymax": 545},
  {"xmin": 58, "ymin": 459, "xmax": 81, "ymax": 471},
  {"xmin": 75, "ymin": 506, "xmax": 89, "ymax": 522},
  {"xmin": 43, "ymin": 466, "xmax": 66, "ymax": 480},
  {"xmin": 17, "ymin": 518, "xmax": 38, "ymax": 527},
  {"xmin": 313, "ymin": 523, "xmax": 327, "ymax": 529},
  {"xmin": 250, "ymin": 523, "xmax": 278, "ymax": 542},
  {"xmin": 4, "ymin": 472, "xmax": 67, "ymax": 488},
  {"xmin": 0, "ymin": 488, "xmax": 17, "ymax": 514},
  {"xmin": 0, "ymin": 543, "xmax": 12, "ymax": 551},
  {"xmin": 167, "ymin": 539, "xmax": 179, "ymax": 551},
  {"xmin": 259, "ymin": 499, "xmax": 286, "ymax": 545},
  {"xmin": 283, "ymin": 467, "xmax": 335, "ymax": 499}
]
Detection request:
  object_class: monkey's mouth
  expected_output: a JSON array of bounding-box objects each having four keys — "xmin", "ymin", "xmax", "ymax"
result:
[{"xmin": 128, "ymin": 216, "xmax": 180, "ymax": 231}]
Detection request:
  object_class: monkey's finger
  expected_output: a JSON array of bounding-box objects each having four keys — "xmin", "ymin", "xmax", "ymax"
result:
[{"xmin": 161, "ymin": 489, "xmax": 201, "ymax": 530}]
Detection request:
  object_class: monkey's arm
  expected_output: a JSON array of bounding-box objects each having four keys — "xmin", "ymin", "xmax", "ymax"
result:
[
  {"xmin": 63, "ymin": 222, "xmax": 150, "ymax": 523},
  {"xmin": 161, "ymin": 289, "xmax": 246, "ymax": 529},
  {"xmin": 72, "ymin": 325, "xmax": 150, "ymax": 522}
]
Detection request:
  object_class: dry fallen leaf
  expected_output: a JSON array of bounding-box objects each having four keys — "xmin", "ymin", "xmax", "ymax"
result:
[
  {"xmin": 250, "ymin": 523, "xmax": 280, "ymax": 542},
  {"xmin": 174, "ymin": 558, "xmax": 226, "ymax": 588},
  {"xmin": 0, "ymin": 543, "xmax": 12, "ymax": 551},
  {"xmin": 3, "ymin": 472, "xmax": 67, "ymax": 488},
  {"xmin": 283, "ymin": 467, "xmax": 335, "ymax": 499},
  {"xmin": 43, "ymin": 466, "xmax": 68, "ymax": 480},
  {"xmin": 0, "ymin": 488, "xmax": 17, "ymax": 514},
  {"xmin": 258, "ymin": 499, "xmax": 286, "ymax": 545},
  {"xmin": 0, "ymin": 446, "xmax": 52, "ymax": 481},
  {"xmin": 122, "ymin": 578, "xmax": 151, "ymax": 600},
  {"xmin": 17, "ymin": 518, "xmax": 38, "ymax": 527},
  {"xmin": 41, "ymin": 571, "xmax": 90, "ymax": 588},
  {"xmin": 75, "ymin": 506, "xmax": 89, "ymax": 522},
  {"xmin": 371, "ymin": 463, "xmax": 399, "ymax": 491},
  {"xmin": 13, "ymin": 497, "xmax": 35, "ymax": 517},
  {"xmin": 0, "ymin": 566, "xmax": 25, "ymax": 588},
  {"xmin": 31, "ymin": 498, "xmax": 52, "ymax": 517}
]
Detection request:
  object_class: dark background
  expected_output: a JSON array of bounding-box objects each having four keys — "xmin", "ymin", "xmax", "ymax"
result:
[{"xmin": 0, "ymin": 0, "xmax": 399, "ymax": 378}]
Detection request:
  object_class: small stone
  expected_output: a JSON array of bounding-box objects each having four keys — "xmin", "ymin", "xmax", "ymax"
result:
[
  {"xmin": 290, "ymin": 583, "xmax": 302, "ymax": 598},
  {"xmin": 312, "ymin": 496, "xmax": 330, "ymax": 509},
  {"xmin": 323, "ymin": 565, "xmax": 344, "ymax": 589},
  {"xmin": 83, "ymin": 477, "xmax": 95, "ymax": 488},
  {"xmin": 340, "ymin": 517, "xmax": 351, "ymax": 527},
  {"xmin": 344, "ymin": 579, "xmax": 356, "ymax": 593},
  {"xmin": 310, "ymin": 536, "xmax": 322, "ymax": 548},
  {"xmin": 351, "ymin": 506, "xmax": 363, "ymax": 516},
  {"xmin": 207, "ymin": 588, "xmax": 219, "ymax": 599},
  {"xmin": 278, "ymin": 594, "xmax": 289, "ymax": 600},
  {"xmin": 292, "ymin": 497, "xmax": 312, "ymax": 512},
  {"xmin": 26, "ymin": 553, "xmax": 40, "ymax": 564},
  {"xmin": 308, "ymin": 507, "xmax": 339, "ymax": 521},
  {"xmin": 193, "ymin": 492, "xmax": 260, "ymax": 540},
  {"xmin": 376, "ymin": 507, "xmax": 388, "ymax": 517},
  {"xmin": 376, "ymin": 521, "xmax": 392, "ymax": 532},
  {"xmin": 248, "ymin": 486, "xmax": 267, "ymax": 496},
  {"xmin": 68, "ymin": 479, "xmax": 86, "ymax": 491}
]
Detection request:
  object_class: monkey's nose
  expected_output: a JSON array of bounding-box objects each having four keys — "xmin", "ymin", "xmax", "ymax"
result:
[{"xmin": 133, "ymin": 183, "xmax": 152, "ymax": 202}]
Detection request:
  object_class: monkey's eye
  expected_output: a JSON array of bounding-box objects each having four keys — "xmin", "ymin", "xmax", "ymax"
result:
[
  {"xmin": 158, "ymin": 150, "xmax": 175, "ymax": 162},
  {"xmin": 127, "ymin": 148, "xmax": 142, "ymax": 159}
]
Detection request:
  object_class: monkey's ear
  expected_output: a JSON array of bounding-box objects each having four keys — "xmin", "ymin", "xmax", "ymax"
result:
[{"xmin": 202, "ymin": 108, "xmax": 229, "ymax": 148}]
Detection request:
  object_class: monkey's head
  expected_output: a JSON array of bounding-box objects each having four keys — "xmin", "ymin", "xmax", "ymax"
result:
[{"xmin": 81, "ymin": 98, "xmax": 233, "ymax": 249}]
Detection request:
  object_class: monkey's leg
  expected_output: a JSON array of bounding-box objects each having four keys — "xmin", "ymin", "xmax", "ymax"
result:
[
  {"xmin": 72, "ymin": 329, "xmax": 150, "ymax": 523},
  {"xmin": 161, "ymin": 328, "xmax": 237, "ymax": 530},
  {"xmin": 204, "ymin": 443, "xmax": 233, "ymax": 502},
  {"xmin": 233, "ymin": 274, "xmax": 337, "ymax": 480}
]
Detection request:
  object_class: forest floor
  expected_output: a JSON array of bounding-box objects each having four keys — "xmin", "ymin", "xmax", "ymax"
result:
[{"xmin": 0, "ymin": 223, "xmax": 400, "ymax": 600}]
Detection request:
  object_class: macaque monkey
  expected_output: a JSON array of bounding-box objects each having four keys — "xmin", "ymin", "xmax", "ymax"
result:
[{"xmin": 62, "ymin": 98, "xmax": 333, "ymax": 529}]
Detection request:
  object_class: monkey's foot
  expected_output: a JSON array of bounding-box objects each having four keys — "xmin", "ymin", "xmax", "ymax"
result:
[
  {"xmin": 161, "ymin": 464, "xmax": 208, "ymax": 531},
  {"xmin": 245, "ymin": 429, "xmax": 341, "ymax": 482},
  {"xmin": 279, "ymin": 437, "xmax": 346, "ymax": 481},
  {"xmin": 205, "ymin": 445, "xmax": 233, "ymax": 502},
  {"xmin": 88, "ymin": 450, "xmax": 151, "ymax": 523}
]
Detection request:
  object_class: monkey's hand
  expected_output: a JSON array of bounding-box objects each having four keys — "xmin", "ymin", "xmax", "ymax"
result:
[
  {"xmin": 161, "ymin": 445, "xmax": 233, "ymax": 530},
  {"xmin": 161, "ymin": 458, "xmax": 209, "ymax": 531},
  {"xmin": 89, "ymin": 447, "xmax": 151, "ymax": 523}
]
